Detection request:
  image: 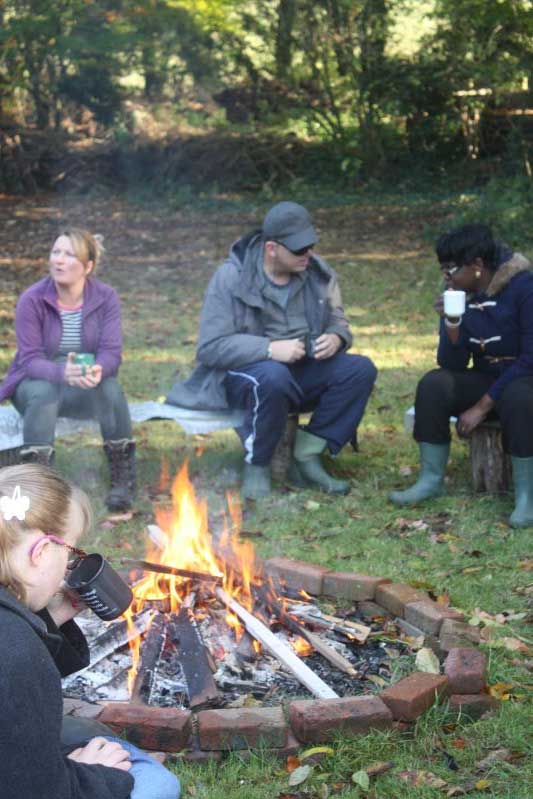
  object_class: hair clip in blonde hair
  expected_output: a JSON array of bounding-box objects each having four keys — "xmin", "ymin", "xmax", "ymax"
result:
[{"xmin": 0, "ymin": 485, "xmax": 30, "ymax": 521}]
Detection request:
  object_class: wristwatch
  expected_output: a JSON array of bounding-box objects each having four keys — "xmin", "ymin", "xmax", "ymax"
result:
[{"xmin": 267, "ymin": 343, "xmax": 273, "ymax": 359}]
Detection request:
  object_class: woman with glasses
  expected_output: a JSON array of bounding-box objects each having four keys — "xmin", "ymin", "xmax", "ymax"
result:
[
  {"xmin": 0, "ymin": 464, "xmax": 180, "ymax": 799},
  {"xmin": 390, "ymin": 223, "xmax": 533, "ymax": 528}
]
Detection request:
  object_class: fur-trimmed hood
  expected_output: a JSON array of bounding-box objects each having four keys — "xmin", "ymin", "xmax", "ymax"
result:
[{"xmin": 487, "ymin": 252, "xmax": 532, "ymax": 296}]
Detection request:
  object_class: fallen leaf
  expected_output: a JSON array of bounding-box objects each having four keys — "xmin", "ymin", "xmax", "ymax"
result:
[
  {"xmin": 474, "ymin": 779, "xmax": 492, "ymax": 791},
  {"xmin": 304, "ymin": 500, "xmax": 321, "ymax": 511},
  {"xmin": 286, "ymin": 756, "xmax": 301, "ymax": 773},
  {"xmin": 488, "ymin": 682, "xmax": 514, "ymax": 700},
  {"xmin": 365, "ymin": 674, "xmax": 388, "ymax": 688},
  {"xmin": 299, "ymin": 746, "xmax": 334, "ymax": 762},
  {"xmin": 518, "ymin": 558, "xmax": 533, "ymax": 571},
  {"xmin": 452, "ymin": 738, "xmax": 467, "ymax": 749},
  {"xmin": 500, "ymin": 637, "xmax": 531, "ymax": 654},
  {"xmin": 365, "ymin": 761, "xmax": 394, "ymax": 777},
  {"xmin": 462, "ymin": 566, "xmax": 483, "ymax": 574},
  {"xmin": 415, "ymin": 646, "xmax": 441, "ymax": 674},
  {"xmin": 288, "ymin": 765, "xmax": 312, "ymax": 787},
  {"xmin": 476, "ymin": 748, "xmax": 512, "ymax": 771},
  {"xmin": 398, "ymin": 770, "xmax": 448, "ymax": 789},
  {"xmin": 351, "ymin": 770, "xmax": 370, "ymax": 791}
]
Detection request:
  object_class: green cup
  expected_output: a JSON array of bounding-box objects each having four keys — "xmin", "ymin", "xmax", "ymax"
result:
[{"xmin": 73, "ymin": 353, "xmax": 95, "ymax": 367}]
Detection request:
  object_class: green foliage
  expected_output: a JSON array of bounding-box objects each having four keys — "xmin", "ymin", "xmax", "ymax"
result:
[{"xmin": 451, "ymin": 175, "xmax": 533, "ymax": 246}]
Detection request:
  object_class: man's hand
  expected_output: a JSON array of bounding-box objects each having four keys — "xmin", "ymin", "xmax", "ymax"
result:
[
  {"xmin": 270, "ymin": 339, "xmax": 306, "ymax": 363},
  {"xmin": 67, "ymin": 737, "xmax": 131, "ymax": 771},
  {"xmin": 313, "ymin": 333, "xmax": 342, "ymax": 360},
  {"xmin": 456, "ymin": 394, "xmax": 494, "ymax": 437}
]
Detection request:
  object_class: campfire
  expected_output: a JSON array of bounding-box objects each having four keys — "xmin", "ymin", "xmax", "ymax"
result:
[{"xmin": 64, "ymin": 464, "xmax": 406, "ymax": 709}]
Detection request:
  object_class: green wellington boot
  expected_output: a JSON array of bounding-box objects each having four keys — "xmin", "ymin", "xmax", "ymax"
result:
[
  {"xmin": 293, "ymin": 429, "xmax": 350, "ymax": 494},
  {"xmin": 509, "ymin": 457, "xmax": 533, "ymax": 528},
  {"xmin": 241, "ymin": 463, "xmax": 271, "ymax": 500},
  {"xmin": 389, "ymin": 442, "xmax": 449, "ymax": 506}
]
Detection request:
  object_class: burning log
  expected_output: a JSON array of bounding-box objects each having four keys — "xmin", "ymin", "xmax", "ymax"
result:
[
  {"xmin": 216, "ymin": 587, "xmax": 339, "ymax": 700},
  {"xmin": 63, "ymin": 611, "xmax": 152, "ymax": 688},
  {"xmin": 290, "ymin": 608, "xmax": 370, "ymax": 644},
  {"xmin": 255, "ymin": 584, "xmax": 359, "ymax": 677},
  {"xmin": 130, "ymin": 612, "xmax": 167, "ymax": 704},
  {"xmin": 121, "ymin": 558, "xmax": 223, "ymax": 585},
  {"xmin": 168, "ymin": 607, "xmax": 221, "ymax": 710}
]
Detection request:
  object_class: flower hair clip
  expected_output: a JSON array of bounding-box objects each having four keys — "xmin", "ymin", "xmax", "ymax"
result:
[{"xmin": 1, "ymin": 486, "xmax": 30, "ymax": 522}]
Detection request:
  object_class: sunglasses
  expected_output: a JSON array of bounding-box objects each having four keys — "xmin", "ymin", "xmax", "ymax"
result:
[
  {"xmin": 277, "ymin": 242, "xmax": 315, "ymax": 256},
  {"xmin": 28, "ymin": 534, "xmax": 88, "ymax": 568}
]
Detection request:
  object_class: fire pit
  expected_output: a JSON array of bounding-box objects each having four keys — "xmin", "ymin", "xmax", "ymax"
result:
[{"xmin": 64, "ymin": 464, "xmax": 497, "ymax": 757}]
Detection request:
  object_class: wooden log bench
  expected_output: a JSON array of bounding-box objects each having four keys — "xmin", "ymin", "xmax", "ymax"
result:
[
  {"xmin": 0, "ymin": 402, "xmax": 298, "ymax": 480},
  {"xmin": 404, "ymin": 406, "xmax": 511, "ymax": 493}
]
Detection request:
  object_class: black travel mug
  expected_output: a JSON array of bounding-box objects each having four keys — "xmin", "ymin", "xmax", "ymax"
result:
[{"xmin": 66, "ymin": 554, "xmax": 133, "ymax": 621}]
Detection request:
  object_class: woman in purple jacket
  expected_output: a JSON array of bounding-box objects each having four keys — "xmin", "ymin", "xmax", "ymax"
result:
[{"xmin": 0, "ymin": 228, "xmax": 135, "ymax": 511}]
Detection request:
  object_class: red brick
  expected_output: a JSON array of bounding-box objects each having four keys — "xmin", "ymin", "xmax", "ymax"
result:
[
  {"xmin": 448, "ymin": 693, "xmax": 499, "ymax": 720},
  {"xmin": 375, "ymin": 582, "xmax": 429, "ymax": 617},
  {"xmin": 98, "ymin": 703, "xmax": 192, "ymax": 752},
  {"xmin": 444, "ymin": 647, "xmax": 487, "ymax": 694},
  {"xmin": 289, "ymin": 696, "xmax": 393, "ymax": 743},
  {"xmin": 264, "ymin": 557, "xmax": 330, "ymax": 596},
  {"xmin": 438, "ymin": 619, "xmax": 481, "ymax": 652},
  {"xmin": 197, "ymin": 707, "xmax": 287, "ymax": 750},
  {"xmin": 322, "ymin": 572, "xmax": 391, "ymax": 601},
  {"xmin": 380, "ymin": 672, "xmax": 449, "ymax": 722},
  {"xmin": 404, "ymin": 600, "xmax": 464, "ymax": 636}
]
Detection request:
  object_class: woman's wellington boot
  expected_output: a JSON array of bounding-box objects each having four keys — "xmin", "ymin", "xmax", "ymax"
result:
[
  {"xmin": 293, "ymin": 429, "xmax": 350, "ymax": 495},
  {"xmin": 103, "ymin": 439, "xmax": 136, "ymax": 511},
  {"xmin": 389, "ymin": 442, "xmax": 449, "ymax": 506},
  {"xmin": 241, "ymin": 463, "xmax": 271, "ymax": 500},
  {"xmin": 509, "ymin": 457, "xmax": 533, "ymax": 528}
]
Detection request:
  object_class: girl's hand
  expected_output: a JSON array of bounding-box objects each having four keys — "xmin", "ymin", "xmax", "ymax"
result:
[
  {"xmin": 67, "ymin": 737, "xmax": 131, "ymax": 771},
  {"xmin": 47, "ymin": 586, "xmax": 86, "ymax": 626}
]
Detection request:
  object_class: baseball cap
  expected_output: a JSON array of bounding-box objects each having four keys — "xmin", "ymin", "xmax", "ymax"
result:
[{"xmin": 262, "ymin": 201, "xmax": 317, "ymax": 251}]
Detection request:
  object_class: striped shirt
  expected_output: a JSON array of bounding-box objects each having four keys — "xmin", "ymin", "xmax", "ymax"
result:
[{"xmin": 57, "ymin": 304, "xmax": 83, "ymax": 354}]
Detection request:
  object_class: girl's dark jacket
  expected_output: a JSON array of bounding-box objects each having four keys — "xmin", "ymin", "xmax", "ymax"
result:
[
  {"xmin": 437, "ymin": 252, "xmax": 533, "ymax": 401},
  {"xmin": 0, "ymin": 586, "xmax": 134, "ymax": 799}
]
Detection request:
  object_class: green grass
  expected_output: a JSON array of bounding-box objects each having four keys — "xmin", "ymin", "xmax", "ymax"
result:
[{"xmin": 0, "ymin": 189, "xmax": 532, "ymax": 798}]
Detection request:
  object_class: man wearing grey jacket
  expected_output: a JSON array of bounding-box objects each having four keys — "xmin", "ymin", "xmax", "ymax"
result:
[{"xmin": 167, "ymin": 201, "xmax": 377, "ymax": 499}]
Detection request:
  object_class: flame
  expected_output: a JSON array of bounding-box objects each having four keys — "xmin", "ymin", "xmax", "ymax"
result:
[
  {"xmin": 292, "ymin": 636, "xmax": 313, "ymax": 657},
  {"xmin": 125, "ymin": 462, "xmax": 258, "ymax": 691}
]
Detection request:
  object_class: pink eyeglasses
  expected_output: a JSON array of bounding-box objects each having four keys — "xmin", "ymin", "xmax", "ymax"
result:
[{"xmin": 28, "ymin": 534, "xmax": 88, "ymax": 567}]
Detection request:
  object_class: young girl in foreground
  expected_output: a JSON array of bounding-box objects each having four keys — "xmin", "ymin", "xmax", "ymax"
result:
[{"xmin": 0, "ymin": 464, "xmax": 180, "ymax": 799}]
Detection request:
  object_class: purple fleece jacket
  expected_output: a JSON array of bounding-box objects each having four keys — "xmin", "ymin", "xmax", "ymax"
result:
[{"xmin": 0, "ymin": 276, "xmax": 123, "ymax": 402}]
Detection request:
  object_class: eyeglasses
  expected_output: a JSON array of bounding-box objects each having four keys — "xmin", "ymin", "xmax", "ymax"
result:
[
  {"xmin": 439, "ymin": 262, "xmax": 461, "ymax": 276},
  {"xmin": 277, "ymin": 242, "xmax": 315, "ymax": 256},
  {"xmin": 28, "ymin": 534, "xmax": 88, "ymax": 568}
]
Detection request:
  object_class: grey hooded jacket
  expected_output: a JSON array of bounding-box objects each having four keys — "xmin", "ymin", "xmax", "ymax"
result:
[{"xmin": 167, "ymin": 230, "xmax": 353, "ymax": 410}]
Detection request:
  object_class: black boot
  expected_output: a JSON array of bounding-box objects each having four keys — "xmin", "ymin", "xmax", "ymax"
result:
[
  {"xmin": 19, "ymin": 445, "xmax": 56, "ymax": 467},
  {"xmin": 103, "ymin": 439, "xmax": 136, "ymax": 511}
]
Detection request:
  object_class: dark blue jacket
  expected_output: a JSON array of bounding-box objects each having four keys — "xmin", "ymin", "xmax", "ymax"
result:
[{"xmin": 437, "ymin": 253, "xmax": 533, "ymax": 401}]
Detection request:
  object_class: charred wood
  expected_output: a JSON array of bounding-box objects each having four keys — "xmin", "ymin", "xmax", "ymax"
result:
[{"xmin": 130, "ymin": 612, "xmax": 167, "ymax": 704}]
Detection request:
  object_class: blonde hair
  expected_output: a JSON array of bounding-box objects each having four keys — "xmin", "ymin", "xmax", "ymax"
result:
[
  {"xmin": 0, "ymin": 465, "xmax": 92, "ymax": 603},
  {"xmin": 58, "ymin": 228, "xmax": 105, "ymax": 274}
]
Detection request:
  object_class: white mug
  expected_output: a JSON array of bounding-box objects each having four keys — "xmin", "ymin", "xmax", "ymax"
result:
[{"xmin": 443, "ymin": 289, "xmax": 466, "ymax": 317}]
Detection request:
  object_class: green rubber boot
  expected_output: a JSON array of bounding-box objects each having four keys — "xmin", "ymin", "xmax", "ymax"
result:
[
  {"xmin": 241, "ymin": 463, "xmax": 271, "ymax": 500},
  {"xmin": 509, "ymin": 457, "xmax": 533, "ymax": 528},
  {"xmin": 389, "ymin": 442, "xmax": 449, "ymax": 506},
  {"xmin": 293, "ymin": 429, "xmax": 350, "ymax": 495}
]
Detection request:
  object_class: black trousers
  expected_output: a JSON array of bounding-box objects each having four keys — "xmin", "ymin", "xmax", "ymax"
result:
[{"xmin": 413, "ymin": 369, "xmax": 533, "ymax": 457}]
